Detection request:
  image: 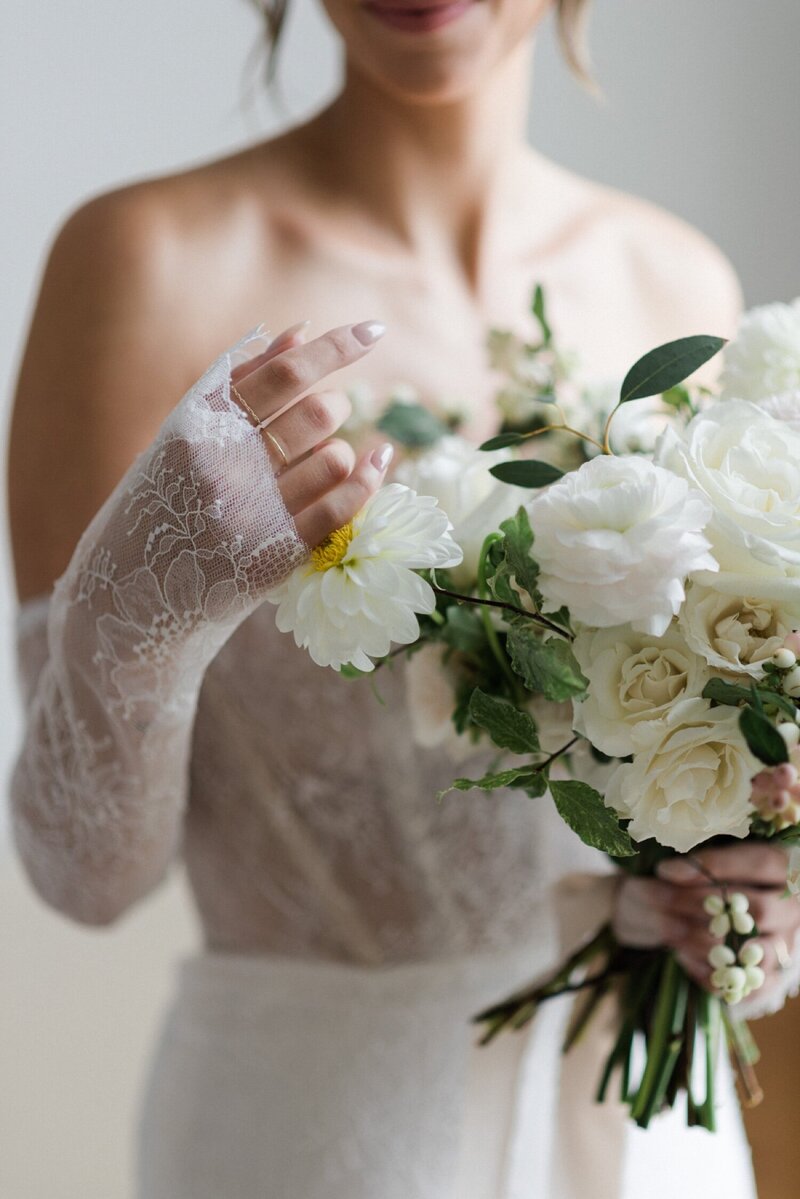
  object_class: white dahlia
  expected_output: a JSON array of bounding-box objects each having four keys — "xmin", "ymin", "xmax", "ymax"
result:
[
  {"xmin": 266, "ymin": 483, "xmax": 462, "ymax": 671},
  {"xmin": 720, "ymin": 298, "xmax": 800, "ymax": 401}
]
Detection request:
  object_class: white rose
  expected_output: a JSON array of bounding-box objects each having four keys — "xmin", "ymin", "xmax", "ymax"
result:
[
  {"xmin": 679, "ymin": 574, "xmax": 800, "ymax": 678},
  {"xmin": 572, "ymin": 623, "xmax": 710, "ymax": 757},
  {"xmin": 758, "ymin": 390, "xmax": 800, "ymax": 430},
  {"xmin": 720, "ymin": 298, "xmax": 800, "ymax": 402},
  {"xmin": 525, "ymin": 454, "xmax": 717, "ymax": 636},
  {"xmin": 605, "ymin": 698, "xmax": 758, "ymax": 852},
  {"xmin": 394, "ymin": 435, "xmax": 524, "ymax": 587},
  {"xmin": 656, "ymin": 401, "xmax": 800, "ymax": 578}
]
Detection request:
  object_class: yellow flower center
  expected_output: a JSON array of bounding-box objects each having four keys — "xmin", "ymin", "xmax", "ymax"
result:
[{"xmin": 311, "ymin": 522, "xmax": 355, "ymax": 572}]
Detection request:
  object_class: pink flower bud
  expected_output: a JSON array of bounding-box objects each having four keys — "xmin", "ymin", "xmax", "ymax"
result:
[
  {"xmin": 771, "ymin": 790, "xmax": 792, "ymax": 812},
  {"xmin": 751, "ymin": 770, "xmax": 776, "ymax": 797},
  {"xmin": 773, "ymin": 763, "xmax": 798, "ymax": 788},
  {"xmin": 785, "ymin": 631, "xmax": 800, "ymax": 656}
]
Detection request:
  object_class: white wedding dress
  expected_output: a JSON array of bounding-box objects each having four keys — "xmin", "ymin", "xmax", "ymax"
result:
[{"xmin": 10, "ymin": 327, "xmax": 788, "ymax": 1197}]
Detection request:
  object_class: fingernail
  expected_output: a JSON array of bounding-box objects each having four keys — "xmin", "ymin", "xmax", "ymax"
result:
[
  {"xmin": 352, "ymin": 320, "xmax": 387, "ymax": 346},
  {"xmin": 657, "ymin": 859, "xmax": 698, "ymax": 883},
  {"xmin": 370, "ymin": 443, "xmax": 394, "ymax": 473}
]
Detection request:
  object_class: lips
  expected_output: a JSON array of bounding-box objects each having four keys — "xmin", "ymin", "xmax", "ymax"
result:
[{"xmin": 361, "ymin": 0, "xmax": 475, "ymax": 34}]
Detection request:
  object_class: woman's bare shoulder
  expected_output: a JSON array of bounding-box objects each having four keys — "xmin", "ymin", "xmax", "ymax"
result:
[{"xmin": 552, "ymin": 161, "xmax": 745, "ymax": 333}]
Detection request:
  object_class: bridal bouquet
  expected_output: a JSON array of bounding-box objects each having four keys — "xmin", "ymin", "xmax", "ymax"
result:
[{"xmin": 266, "ymin": 289, "xmax": 800, "ymax": 1130}]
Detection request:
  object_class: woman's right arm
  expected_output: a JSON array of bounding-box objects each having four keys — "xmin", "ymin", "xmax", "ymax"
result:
[{"xmin": 8, "ymin": 192, "xmax": 390, "ymax": 926}]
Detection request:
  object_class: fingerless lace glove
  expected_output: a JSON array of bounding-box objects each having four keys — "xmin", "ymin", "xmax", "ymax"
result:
[{"xmin": 10, "ymin": 327, "xmax": 307, "ymax": 924}]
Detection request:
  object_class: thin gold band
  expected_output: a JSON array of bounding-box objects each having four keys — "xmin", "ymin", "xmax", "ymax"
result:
[
  {"xmin": 262, "ymin": 428, "xmax": 289, "ymax": 469},
  {"xmin": 230, "ymin": 381, "xmax": 290, "ymax": 469}
]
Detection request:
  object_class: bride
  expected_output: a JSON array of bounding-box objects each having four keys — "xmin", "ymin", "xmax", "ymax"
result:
[{"xmin": 8, "ymin": 0, "xmax": 800, "ymax": 1194}]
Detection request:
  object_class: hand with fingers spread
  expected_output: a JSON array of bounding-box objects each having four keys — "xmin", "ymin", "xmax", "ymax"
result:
[
  {"xmin": 227, "ymin": 318, "xmax": 393, "ymax": 550},
  {"xmin": 10, "ymin": 317, "xmax": 393, "ymax": 924},
  {"xmin": 612, "ymin": 842, "xmax": 800, "ymax": 1015}
]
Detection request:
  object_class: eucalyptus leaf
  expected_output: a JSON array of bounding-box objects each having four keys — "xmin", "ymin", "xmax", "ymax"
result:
[
  {"xmin": 377, "ymin": 401, "xmax": 449, "ymax": 448},
  {"xmin": 507, "ymin": 624, "xmax": 587, "ymax": 701},
  {"xmin": 531, "ymin": 284, "xmax": 553, "ymax": 346},
  {"xmin": 469, "ymin": 688, "xmax": 540, "ymax": 754},
  {"xmin": 619, "ymin": 335, "xmax": 726, "ymax": 405},
  {"xmin": 739, "ymin": 707, "xmax": 789, "ymax": 766},
  {"xmin": 550, "ymin": 779, "xmax": 636, "ymax": 857},
  {"xmin": 479, "ymin": 432, "xmax": 527, "ymax": 452},
  {"xmin": 490, "ymin": 460, "xmax": 564, "ymax": 488}
]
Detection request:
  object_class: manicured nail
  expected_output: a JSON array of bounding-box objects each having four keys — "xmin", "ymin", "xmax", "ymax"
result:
[
  {"xmin": 370, "ymin": 443, "xmax": 394, "ymax": 473},
  {"xmin": 352, "ymin": 320, "xmax": 387, "ymax": 346},
  {"xmin": 657, "ymin": 859, "xmax": 699, "ymax": 883}
]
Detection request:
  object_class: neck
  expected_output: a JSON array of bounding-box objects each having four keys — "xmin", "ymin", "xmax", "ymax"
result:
[{"xmin": 304, "ymin": 41, "xmax": 538, "ymax": 287}]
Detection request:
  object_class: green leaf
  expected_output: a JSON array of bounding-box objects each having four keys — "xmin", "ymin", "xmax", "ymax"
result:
[
  {"xmin": 479, "ymin": 432, "xmax": 527, "ymax": 451},
  {"xmin": 739, "ymin": 707, "xmax": 789, "ymax": 766},
  {"xmin": 439, "ymin": 605, "xmax": 487, "ymax": 657},
  {"xmin": 498, "ymin": 507, "xmax": 540, "ymax": 601},
  {"xmin": 489, "ymin": 460, "xmax": 564, "ymax": 488},
  {"xmin": 469, "ymin": 688, "xmax": 540, "ymax": 754},
  {"xmin": 531, "ymin": 284, "xmax": 553, "ymax": 346},
  {"xmin": 438, "ymin": 766, "xmax": 540, "ymax": 799},
  {"xmin": 550, "ymin": 779, "xmax": 636, "ymax": 856},
  {"xmin": 377, "ymin": 401, "xmax": 449, "ymax": 448},
  {"xmin": 507, "ymin": 624, "xmax": 588, "ymax": 701},
  {"xmin": 523, "ymin": 771, "xmax": 550, "ymax": 799},
  {"xmin": 619, "ymin": 336, "xmax": 726, "ymax": 405},
  {"xmin": 702, "ymin": 677, "xmax": 797, "ymax": 720},
  {"xmin": 661, "ymin": 385, "xmax": 693, "ymax": 413}
]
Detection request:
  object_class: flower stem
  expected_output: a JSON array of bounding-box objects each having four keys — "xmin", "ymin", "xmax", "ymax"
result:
[{"xmin": 430, "ymin": 584, "xmax": 570, "ymax": 639}]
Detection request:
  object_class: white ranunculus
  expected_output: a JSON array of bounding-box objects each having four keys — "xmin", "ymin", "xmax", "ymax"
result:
[
  {"xmin": 525, "ymin": 455, "xmax": 717, "ymax": 636},
  {"xmin": 572, "ymin": 623, "xmax": 711, "ymax": 758},
  {"xmin": 655, "ymin": 401, "xmax": 800, "ymax": 578},
  {"xmin": 606, "ymin": 396, "xmax": 679, "ymax": 456},
  {"xmin": 266, "ymin": 484, "xmax": 462, "ymax": 671},
  {"xmin": 679, "ymin": 574, "xmax": 800, "ymax": 678},
  {"xmin": 393, "ymin": 435, "xmax": 525, "ymax": 587},
  {"xmin": 758, "ymin": 390, "xmax": 800, "ymax": 430},
  {"xmin": 605, "ymin": 698, "xmax": 758, "ymax": 852},
  {"xmin": 720, "ymin": 298, "xmax": 800, "ymax": 402}
]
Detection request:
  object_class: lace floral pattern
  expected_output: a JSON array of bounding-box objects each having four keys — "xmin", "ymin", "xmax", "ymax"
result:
[{"xmin": 11, "ymin": 327, "xmax": 307, "ymax": 923}]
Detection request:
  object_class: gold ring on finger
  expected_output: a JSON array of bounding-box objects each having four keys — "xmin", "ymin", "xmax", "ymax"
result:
[
  {"xmin": 261, "ymin": 428, "xmax": 290, "ymax": 471},
  {"xmin": 230, "ymin": 381, "xmax": 261, "ymax": 427}
]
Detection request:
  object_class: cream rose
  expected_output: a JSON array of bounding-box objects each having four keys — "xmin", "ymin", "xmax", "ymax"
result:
[
  {"xmin": 605, "ymin": 698, "xmax": 758, "ymax": 852},
  {"xmin": 679, "ymin": 574, "xmax": 800, "ymax": 678},
  {"xmin": 655, "ymin": 401, "xmax": 800, "ymax": 579},
  {"xmin": 572, "ymin": 623, "xmax": 710, "ymax": 757},
  {"xmin": 720, "ymin": 298, "xmax": 800, "ymax": 402},
  {"xmin": 525, "ymin": 454, "xmax": 716, "ymax": 635}
]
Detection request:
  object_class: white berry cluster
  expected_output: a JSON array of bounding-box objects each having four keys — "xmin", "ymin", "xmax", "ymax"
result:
[{"xmin": 704, "ymin": 893, "xmax": 765, "ymax": 1005}]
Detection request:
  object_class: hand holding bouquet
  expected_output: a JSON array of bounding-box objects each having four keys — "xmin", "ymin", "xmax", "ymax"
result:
[{"xmin": 266, "ymin": 290, "xmax": 800, "ymax": 1130}]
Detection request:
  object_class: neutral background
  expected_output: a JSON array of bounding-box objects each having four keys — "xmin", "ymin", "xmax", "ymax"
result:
[{"xmin": 1, "ymin": 1, "xmax": 799, "ymax": 1195}]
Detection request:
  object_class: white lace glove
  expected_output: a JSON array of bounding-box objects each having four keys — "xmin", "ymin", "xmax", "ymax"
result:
[{"xmin": 10, "ymin": 326, "xmax": 307, "ymax": 924}]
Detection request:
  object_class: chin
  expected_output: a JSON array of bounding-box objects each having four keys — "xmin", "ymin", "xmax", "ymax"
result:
[{"xmin": 323, "ymin": 0, "xmax": 548, "ymax": 104}]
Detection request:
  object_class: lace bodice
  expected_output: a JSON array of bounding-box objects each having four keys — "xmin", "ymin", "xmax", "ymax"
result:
[{"xmin": 9, "ymin": 329, "xmax": 799, "ymax": 1011}]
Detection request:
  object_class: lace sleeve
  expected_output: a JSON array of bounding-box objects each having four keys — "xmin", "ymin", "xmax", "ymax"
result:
[{"xmin": 9, "ymin": 327, "xmax": 307, "ymax": 924}]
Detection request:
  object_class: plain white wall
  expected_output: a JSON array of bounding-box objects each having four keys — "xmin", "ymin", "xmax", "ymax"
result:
[{"xmin": 1, "ymin": 1, "xmax": 798, "ymax": 1196}]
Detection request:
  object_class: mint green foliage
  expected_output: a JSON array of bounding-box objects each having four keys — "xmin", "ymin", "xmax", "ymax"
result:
[
  {"xmin": 468, "ymin": 688, "xmax": 540, "ymax": 755},
  {"xmin": 550, "ymin": 780, "xmax": 635, "ymax": 857},
  {"xmin": 507, "ymin": 623, "xmax": 587, "ymax": 702}
]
